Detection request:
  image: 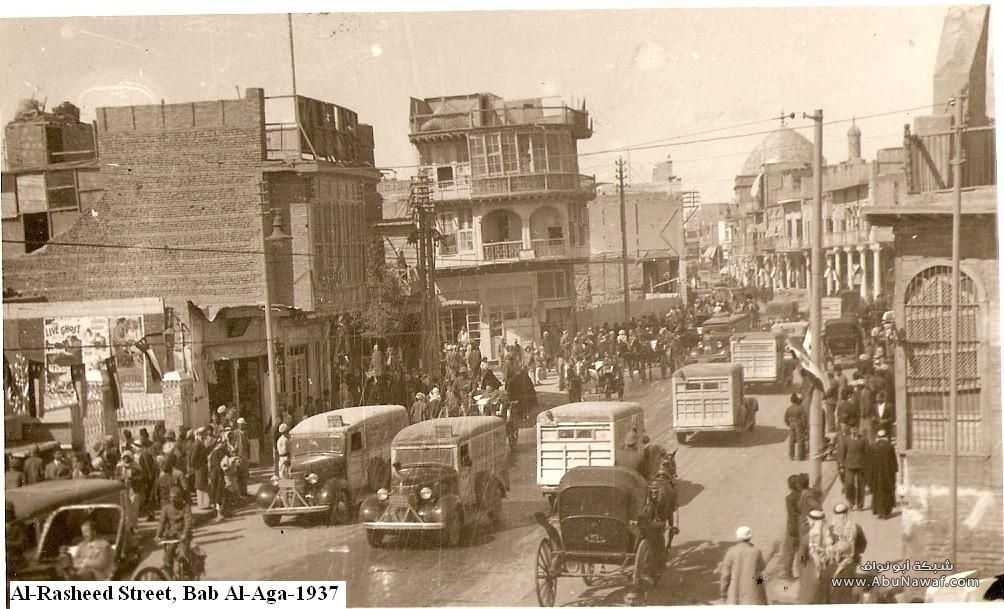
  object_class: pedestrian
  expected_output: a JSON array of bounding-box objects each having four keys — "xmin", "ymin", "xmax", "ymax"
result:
[
  {"xmin": 719, "ymin": 525, "xmax": 767, "ymax": 605},
  {"xmin": 780, "ymin": 474, "xmax": 804, "ymax": 580},
  {"xmin": 566, "ymin": 360, "xmax": 582, "ymax": 403},
  {"xmin": 154, "ymin": 460, "xmax": 183, "ymax": 513},
  {"xmin": 874, "ymin": 390, "xmax": 895, "ymax": 438},
  {"xmin": 44, "ymin": 450, "xmax": 71, "ymax": 480},
  {"xmin": 207, "ymin": 436, "xmax": 229, "ymax": 520},
  {"xmin": 797, "ymin": 509, "xmax": 834, "ymax": 604},
  {"xmin": 235, "ymin": 418, "xmax": 251, "ymax": 497},
  {"xmin": 276, "ymin": 424, "xmax": 290, "ymax": 479},
  {"xmin": 784, "ymin": 393, "xmax": 807, "ymax": 461},
  {"xmin": 868, "ymin": 429, "xmax": 898, "ymax": 519},
  {"xmin": 191, "ymin": 429, "xmax": 212, "ymax": 510},
  {"xmin": 410, "ymin": 392, "xmax": 428, "ymax": 423},
  {"xmin": 797, "ymin": 474, "xmax": 822, "ymax": 543},
  {"xmin": 858, "ymin": 379, "xmax": 876, "ymax": 443},
  {"xmin": 116, "ymin": 451, "xmax": 143, "ymax": 529},
  {"xmin": 838, "ymin": 427, "xmax": 869, "ymax": 510},
  {"xmin": 22, "ymin": 446, "xmax": 44, "ymax": 485},
  {"xmin": 829, "ymin": 503, "xmax": 867, "ymax": 564}
]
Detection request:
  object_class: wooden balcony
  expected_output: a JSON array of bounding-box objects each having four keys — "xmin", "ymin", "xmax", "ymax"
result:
[
  {"xmin": 907, "ymin": 125, "xmax": 995, "ymax": 193},
  {"xmin": 482, "ymin": 241, "xmax": 523, "ymax": 261},
  {"xmin": 425, "ymin": 165, "xmax": 595, "ymax": 201},
  {"xmin": 411, "ymin": 106, "xmax": 591, "ymax": 138},
  {"xmin": 531, "ymin": 238, "xmax": 567, "ymax": 258}
]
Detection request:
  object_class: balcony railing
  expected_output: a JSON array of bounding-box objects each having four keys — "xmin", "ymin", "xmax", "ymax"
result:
[
  {"xmin": 411, "ymin": 106, "xmax": 590, "ymax": 137},
  {"xmin": 907, "ymin": 125, "xmax": 996, "ymax": 193},
  {"xmin": 424, "ymin": 165, "xmax": 595, "ymax": 201},
  {"xmin": 482, "ymin": 241, "xmax": 523, "ymax": 261},
  {"xmin": 532, "ymin": 238, "xmax": 567, "ymax": 258}
]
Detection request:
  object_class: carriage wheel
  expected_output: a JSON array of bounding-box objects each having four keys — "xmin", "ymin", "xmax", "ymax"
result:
[
  {"xmin": 134, "ymin": 566, "xmax": 169, "ymax": 581},
  {"xmin": 535, "ymin": 539, "xmax": 558, "ymax": 607},
  {"xmin": 632, "ymin": 539, "xmax": 650, "ymax": 589}
]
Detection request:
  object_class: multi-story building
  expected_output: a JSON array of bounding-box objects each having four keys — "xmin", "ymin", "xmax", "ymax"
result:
[
  {"xmin": 407, "ymin": 92, "xmax": 595, "ymax": 359},
  {"xmin": 3, "ymin": 88, "xmax": 379, "ymax": 458},
  {"xmin": 2, "ymin": 100, "xmax": 104, "ymax": 257},
  {"xmin": 866, "ymin": 4, "xmax": 1001, "ymax": 577},
  {"xmin": 730, "ymin": 123, "xmax": 900, "ymax": 302}
]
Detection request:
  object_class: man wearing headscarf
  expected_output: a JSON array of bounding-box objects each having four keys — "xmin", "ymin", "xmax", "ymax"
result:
[
  {"xmin": 719, "ymin": 525, "xmax": 767, "ymax": 604},
  {"xmin": 830, "ymin": 503, "xmax": 867, "ymax": 566},
  {"xmin": 868, "ymin": 429, "xmax": 898, "ymax": 519},
  {"xmin": 798, "ymin": 509, "xmax": 834, "ymax": 604}
]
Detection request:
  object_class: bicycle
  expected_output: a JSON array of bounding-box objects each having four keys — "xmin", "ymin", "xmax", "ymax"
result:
[{"xmin": 133, "ymin": 539, "xmax": 206, "ymax": 581}]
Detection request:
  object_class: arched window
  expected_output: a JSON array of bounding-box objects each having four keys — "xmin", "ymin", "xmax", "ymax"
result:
[{"xmin": 903, "ymin": 266, "xmax": 981, "ymax": 452}]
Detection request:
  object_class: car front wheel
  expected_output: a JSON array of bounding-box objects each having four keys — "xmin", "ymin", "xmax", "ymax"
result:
[
  {"xmin": 262, "ymin": 514, "xmax": 281, "ymax": 528},
  {"xmin": 329, "ymin": 490, "xmax": 351, "ymax": 526},
  {"xmin": 441, "ymin": 512, "xmax": 462, "ymax": 547},
  {"xmin": 366, "ymin": 530, "xmax": 384, "ymax": 548}
]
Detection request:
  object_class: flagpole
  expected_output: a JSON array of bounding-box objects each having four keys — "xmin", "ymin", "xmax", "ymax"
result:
[{"xmin": 806, "ymin": 109, "xmax": 824, "ymax": 489}]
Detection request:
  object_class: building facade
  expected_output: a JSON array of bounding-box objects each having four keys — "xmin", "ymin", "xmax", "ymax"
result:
[
  {"xmin": 407, "ymin": 92, "xmax": 595, "ymax": 359},
  {"xmin": 2, "ymin": 88, "xmax": 380, "ymax": 459},
  {"xmin": 865, "ymin": 4, "xmax": 1001, "ymax": 577},
  {"xmin": 730, "ymin": 124, "xmax": 900, "ymax": 303}
]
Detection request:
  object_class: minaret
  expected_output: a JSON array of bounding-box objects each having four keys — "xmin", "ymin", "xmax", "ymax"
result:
[{"xmin": 847, "ymin": 120, "xmax": 862, "ymax": 161}]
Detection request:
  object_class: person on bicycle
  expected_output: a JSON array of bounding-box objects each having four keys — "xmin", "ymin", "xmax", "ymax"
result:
[{"xmin": 156, "ymin": 486, "xmax": 193, "ymax": 577}]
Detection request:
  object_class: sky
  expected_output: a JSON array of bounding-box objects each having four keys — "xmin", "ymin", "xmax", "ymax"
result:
[{"xmin": 0, "ymin": 5, "xmax": 974, "ymax": 202}]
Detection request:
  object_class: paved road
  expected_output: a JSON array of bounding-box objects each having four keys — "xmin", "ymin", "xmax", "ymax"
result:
[{"xmin": 138, "ymin": 374, "xmax": 816, "ymax": 606}]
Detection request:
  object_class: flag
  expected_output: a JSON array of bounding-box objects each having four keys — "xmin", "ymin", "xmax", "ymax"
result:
[
  {"xmin": 70, "ymin": 363, "xmax": 88, "ymax": 418},
  {"xmin": 134, "ymin": 337, "xmax": 163, "ymax": 382},
  {"xmin": 26, "ymin": 359, "xmax": 45, "ymax": 418},
  {"xmin": 103, "ymin": 356, "xmax": 122, "ymax": 409},
  {"xmin": 749, "ymin": 171, "xmax": 764, "ymax": 199},
  {"xmin": 786, "ymin": 337, "xmax": 830, "ymax": 392}
]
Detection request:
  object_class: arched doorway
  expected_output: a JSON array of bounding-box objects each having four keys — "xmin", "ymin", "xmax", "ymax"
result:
[
  {"xmin": 481, "ymin": 209, "xmax": 522, "ymax": 260},
  {"xmin": 902, "ymin": 266, "xmax": 981, "ymax": 452},
  {"xmin": 529, "ymin": 206, "xmax": 566, "ymax": 257}
]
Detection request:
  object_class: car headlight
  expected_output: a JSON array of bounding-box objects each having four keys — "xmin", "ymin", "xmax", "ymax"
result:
[
  {"xmin": 270, "ymin": 475, "xmax": 280, "ymax": 483},
  {"xmin": 306, "ymin": 473, "xmax": 319, "ymax": 485},
  {"xmin": 376, "ymin": 488, "xmax": 389, "ymax": 501},
  {"xmin": 716, "ymin": 341, "xmax": 724, "ymax": 349},
  {"xmin": 419, "ymin": 487, "xmax": 433, "ymax": 500}
]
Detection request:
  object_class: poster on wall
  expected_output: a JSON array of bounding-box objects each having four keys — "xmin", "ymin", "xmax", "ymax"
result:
[
  {"xmin": 43, "ymin": 317, "xmax": 112, "ymax": 410},
  {"xmin": 109, "ymin": 316, "xmax": 146, "ymax": 393}
]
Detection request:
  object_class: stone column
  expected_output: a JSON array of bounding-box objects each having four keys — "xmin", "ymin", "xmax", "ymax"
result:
[
  {"xmin": 872, "ymin": 245, "xmax": 883, "ymax": 302},
  {"xmin": 857, "ymin": 246, "xmax": 869, "ymax": 301},
  {"xmin": 521, "ymin": 218, "xmax": 532, "ymax": 251},
  {"xmin": 833, "ymin": 248, "xmax": 843, "ymax": 294},
  {"xmin": 83, "ymin": 369, "xmax": 119, "ymax": 455}
]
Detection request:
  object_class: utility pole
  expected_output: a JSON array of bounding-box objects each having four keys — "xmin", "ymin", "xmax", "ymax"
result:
[
  {"xmin": 948, "ymin": 93, "xmax": 965, "ymax": 565},
  {"xmin": 616, "ymin": 158, "xmax": 630, "ymax": 319},
  {"xmin": 259, "ymin": 181, "xmax": 291, "ymax": 474},
  {"xmin": 411, "ymin": 172, "xmax": 439, "ymax": 374},
  {"xmin": 805, "ymin": 109, "xmax": 824, "ymax": 489}
]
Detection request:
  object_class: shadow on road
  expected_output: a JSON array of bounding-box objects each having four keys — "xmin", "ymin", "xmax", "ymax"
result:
[
  {"xmin": 680, "ymin": 425, "xmax": 786, "ymax": 448},
  {"xmin": 651, "ymin": 539, "xmax": 731, "ymax": 606},
  {"xmin": 674, "ymin": 479, "xmax": 705, "ymax": 508}
]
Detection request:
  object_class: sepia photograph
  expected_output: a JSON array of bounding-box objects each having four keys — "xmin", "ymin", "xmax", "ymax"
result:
[{"xmin": 2, "ymin": 2, "xmax": 1002, "ymax": 606}]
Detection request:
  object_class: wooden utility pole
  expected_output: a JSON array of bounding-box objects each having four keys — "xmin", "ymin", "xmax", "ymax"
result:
[
  {"xmin": 411, "ymin": 172, "xmax": 439, "ymax": 374},
  {"xmin": 806, "ymin": 109, "xmax": 824, "ymax": 489},
  {"xmin": 949, "ymin": 93, "xmax": 965, "ymax": 564},
  {"xmin": 616, "ymin": 158, "xmax": 630, "ymax": 319}
]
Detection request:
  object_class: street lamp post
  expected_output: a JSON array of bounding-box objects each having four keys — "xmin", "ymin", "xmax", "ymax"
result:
[{"xmin": 259, "ymin": 181, "xmax": 293, "ymax": 473}]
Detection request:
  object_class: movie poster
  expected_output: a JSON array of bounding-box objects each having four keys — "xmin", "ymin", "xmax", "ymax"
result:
[
  {"xmin": 43, "ymin": 317, "xmax": 111, "ymax": 409},
  {"xmin": 109, "ymin": 315, "xmax": 146, "ymax": 393}
]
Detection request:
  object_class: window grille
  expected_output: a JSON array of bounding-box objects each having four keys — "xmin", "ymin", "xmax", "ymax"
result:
[{"xmin": 903, "ymin": 266, "xmax": 981, "ymax": 452}]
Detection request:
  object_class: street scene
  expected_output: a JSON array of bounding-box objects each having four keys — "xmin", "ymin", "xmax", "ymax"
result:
[{"xmin": 3, "ymin": 4, "xmax": 1002, "ymax": 606}]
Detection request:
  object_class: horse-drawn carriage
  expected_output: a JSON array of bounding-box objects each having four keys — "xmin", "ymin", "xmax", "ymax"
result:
[{"xmin": 533, "ymin": 465, "xmax": 677, "ymax": 606}]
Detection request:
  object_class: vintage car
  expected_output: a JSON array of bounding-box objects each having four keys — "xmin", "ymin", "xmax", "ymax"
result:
[
  {"xmin": 533, "ymin": 466, "xmax": 671, "ymax": 606},
  {"xmin": 255, "ymin": 404, "xmax": 410, "ymax": 527},
  {"xmin": 730, "ymin": 332, "xmax": 784, "ymax": 385},
  {"xmin": 823, "ymin": 317, "xmax": 865, "ymax": 369},
  {"xmin": 671, "ymin": 363, "xmax": 757, "ymax": 444},
  {"xmin": 360, "ymin": 416, "xmax": 510, "ymax": 547},
  {"xmin": 688, "ymin": 313, "xmax": 754, "ymax": 364},
  {"xmin": 536, "ymin": 401, "xmax": 647, "ymax": 502},
  {"xmin": 7, "ymin": 478, "xmax": 139, "ymax": 580}
]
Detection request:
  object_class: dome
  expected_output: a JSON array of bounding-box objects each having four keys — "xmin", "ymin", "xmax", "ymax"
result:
[
  {"xmin": 739, "ymin": 126, "xmax": 815, "ymax": 176},
  {"xmin": 847, "ymin": 122, "xmax": 861, "ymax": 137}
]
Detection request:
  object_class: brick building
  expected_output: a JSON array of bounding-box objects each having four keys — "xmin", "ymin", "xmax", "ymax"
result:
[
  {"xmin": 865, "ymin": 4, "xmax": 1001, "ymax": 577},
  {"xmin": 3, "ymin": 88, "xmax": 380, "ymax": 459}
]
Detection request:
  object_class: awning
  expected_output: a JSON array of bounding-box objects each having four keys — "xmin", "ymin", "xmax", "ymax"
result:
[{"xmin": 702, "ymin": 246, "xmax": 719, "ymax": 259}]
